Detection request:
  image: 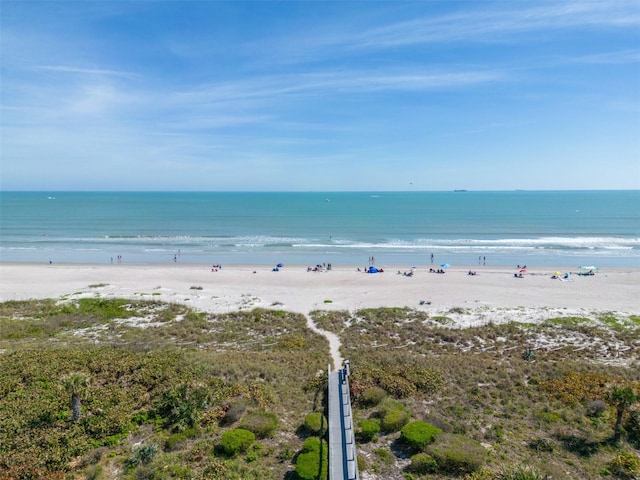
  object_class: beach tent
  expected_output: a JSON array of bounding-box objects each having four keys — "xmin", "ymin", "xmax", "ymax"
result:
[
  {"xmin": 367, "ymin": 266, "xmax": 379, "ymax": 273},
  {"xmin": 579, "ymin": 266, "xmax": 599, "ymax": 271}
]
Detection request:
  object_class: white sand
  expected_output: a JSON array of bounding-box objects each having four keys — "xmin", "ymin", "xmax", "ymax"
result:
[
  {"xmin": 2, "ymin": 263, "xmax": 638, "ymax": 369},
  {"xmin": 1, "ymin": 263, "xmax": 638, "ymax": 317}
]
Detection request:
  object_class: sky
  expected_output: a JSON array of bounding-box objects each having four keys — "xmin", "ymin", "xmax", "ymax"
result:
[{"xmin": 1, "ymin": 1, "xmax": 639, "ymax": 191}]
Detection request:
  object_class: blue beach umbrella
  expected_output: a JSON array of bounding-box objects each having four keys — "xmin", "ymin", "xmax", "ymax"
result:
[
  {"xmin": 440, "ymin": 263, "xmax": 450, "ymax": 268},
  {"xmin": 277, "ymin": 263, "xmax": 284, "ymax": 268}
]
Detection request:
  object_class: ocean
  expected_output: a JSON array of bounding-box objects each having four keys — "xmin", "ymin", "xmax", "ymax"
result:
[{"xmin": 0, "ymin": 191, "xmax": 638, "ymax": 268}]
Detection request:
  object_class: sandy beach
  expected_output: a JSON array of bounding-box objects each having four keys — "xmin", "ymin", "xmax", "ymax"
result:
[{"xmin": 1, "ymin": 263, "xmax": 638, "ymax": 327}]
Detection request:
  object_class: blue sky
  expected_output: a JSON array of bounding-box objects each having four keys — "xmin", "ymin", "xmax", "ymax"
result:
[{"xmin": 1, "ymin": 1, "xmax": 639, "ymax": 191}]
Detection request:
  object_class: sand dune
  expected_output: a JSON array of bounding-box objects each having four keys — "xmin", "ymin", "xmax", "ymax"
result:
[{"xmin": 1, "ymin": 264, "xmax": 638, "ymax": 326}]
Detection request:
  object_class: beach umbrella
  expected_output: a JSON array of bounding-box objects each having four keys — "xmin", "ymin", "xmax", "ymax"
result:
[
  {"xmin": 519, "ymin": 269, "xmax": 527, "ymax": 273},
  {"xmin": 440, "ymin": 263, "xmax": 450, "ymax": 268},
  {"xmin": 579, "ymin": 265, "xmax": 599, "ymax": 271},
  {"xmin": 277, "ymin": 263, "xmax": 284, "ymax": 268}
]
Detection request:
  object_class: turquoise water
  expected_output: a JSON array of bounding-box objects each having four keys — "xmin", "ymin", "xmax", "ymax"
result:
[{"xmin": 0, "ymin": 191, "xmax": 638, "ymax": 267}]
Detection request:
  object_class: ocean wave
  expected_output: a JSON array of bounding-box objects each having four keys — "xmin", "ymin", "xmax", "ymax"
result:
[
  {"xmin": 423, "ymin": 237, "xmax": 640, "ymax": 248},
  {"xmin": 298, "ymin": 236, "xmax": 638, "ymax": 250},
  {"xmin": 4, "ymin": 235, "xmax": 638, "ymax": 262},
  {"xmin": 10, "ymin": 234, "xmax": 639, "ymax": 250}
]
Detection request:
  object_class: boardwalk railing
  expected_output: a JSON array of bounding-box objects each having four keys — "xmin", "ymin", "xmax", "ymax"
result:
[{"xmin": 328, "ymin": 360, "xmax": 359, "ymax": 480}]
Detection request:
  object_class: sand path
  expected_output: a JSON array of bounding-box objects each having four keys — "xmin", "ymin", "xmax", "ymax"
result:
[{"xmin": 303, "ymin": 314, "xmax": 343, "ymax": 370}]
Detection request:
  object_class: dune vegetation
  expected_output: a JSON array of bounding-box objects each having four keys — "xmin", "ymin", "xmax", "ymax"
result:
[{"xmin": 0, "ymin": 299, "xmax": 638, "ymax": 479}]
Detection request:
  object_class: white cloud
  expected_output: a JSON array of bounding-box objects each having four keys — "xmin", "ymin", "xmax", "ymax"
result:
[
  {"xmin": 36, "ymin": 65, "xmax": 141, "ymax": 79},
  {"xmin": 350, "ymin": 1, "xmax": 640, "ymax": 49}
]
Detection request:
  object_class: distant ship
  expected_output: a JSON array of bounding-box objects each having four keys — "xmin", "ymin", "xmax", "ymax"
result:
[{"xmin": 453, "ymin": 189, "xmax": 467, "ymax": 192}]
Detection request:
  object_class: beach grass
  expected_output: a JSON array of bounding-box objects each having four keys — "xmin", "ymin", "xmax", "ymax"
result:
[{"xmin": 0, "ymin": 298, "xmax": 638, "ymax": 479}]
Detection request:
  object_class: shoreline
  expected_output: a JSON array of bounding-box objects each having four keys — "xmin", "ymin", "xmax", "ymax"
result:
[{"xmin": 1, "ymin": 263, "xmax": 638, "ymax": 326}]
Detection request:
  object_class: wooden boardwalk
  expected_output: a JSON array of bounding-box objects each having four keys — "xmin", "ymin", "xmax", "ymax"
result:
[{"xmin": 328, "ymin": 361, "xmax": 359, "ymax": 480}]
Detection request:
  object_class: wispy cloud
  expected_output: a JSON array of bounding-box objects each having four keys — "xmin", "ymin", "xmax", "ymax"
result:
[
  {"xmin": 569, "ymin": 50, "xmax": 640, "ymax": 65},
  {"xmin": 174, "ymin": 69, "xmax": 505, "ymax": 105},
  {"xmin": 250, "ymin": 1, "xmax": 640, "ymax": 66},
  {"xmin": 350, "ymin": 1, "xmax": 640, "ymax": 49},
  {"xmin": 36, "ymin": 65, "xmax": 141, "ymax": 79}
]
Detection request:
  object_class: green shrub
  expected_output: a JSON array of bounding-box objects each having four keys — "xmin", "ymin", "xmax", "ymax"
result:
[
  {"xmin": 380, "ymin": 406, "xmax": 410, "ymax": 433},
  {"xmin": 496, "ymin": 465, "xmax": 547, "ymax": 480},
  {"xmin": 296, "ymin": 450, "xmax": 328, "ymax": 480},
  {"xmin": 302, "ymin": 436, "xmax": 322, "ymax": 453},
  {"xmin": 607, "ymin": 451, "xmax": 640, "ymax": 479},
  {"xmin": 408, "ymin": 453, "xmax": 437, "ymax": 474},
  {"xmin": 154, "ymin": 383, "xmax": 210, "ymax": 432},
  {"xmin": 278, "ymin": 333, "xmax": 307, "ymax": 349},
  {"xmin": 426, "ymin": 433, "xmax": 486, "ymax": 475},
  {"xmin": 239, "ymin": 411, "xmax": 279, "ymax": 438},
  {"xmin": 465, "ymin": 468, "xmax": 494, "ymax": 480},
  {"xmin": 536, "ymin": 410, "xmax": 561, "ymax": 424},
  {"xmin": 126, "ymin": 444, "xmax": 158, "ymax": 469},
  {"xmin": 304, "ymin": 412, "xmax": 327, "ymax": 435},
  {"xmin": 165, "ymin": 428, "xmax": 198, "ymax": 451},
  {"xmin": 131, "ymin": 410, "xmax": 151, "ymax": 425},
  {"xmin": 218, "ymin": 428, "xmax": 255, "ymax": 457},
  {"xmin": 528, "ymin": 437, "xmax": 554, "ymax": 453},
  {"xmin": 401, "ymin": 421, "xmax": 442, "ymax": 451},
  {"xmin": 358, "ymin": 418, "xmax": 380, "ymax": 442},
  {"xmin": 296, "ymin": 437, "xmax": 328, "ymax": 480},
  {"xmin": 361, "ymin": 387, "xmax": 387, "ymax": 407}
]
